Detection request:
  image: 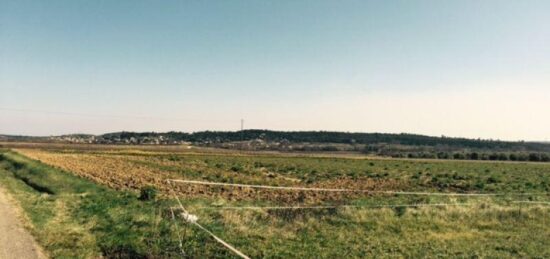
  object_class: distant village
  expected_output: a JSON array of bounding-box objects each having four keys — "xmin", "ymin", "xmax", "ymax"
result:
[
  {"xmin": 4, "ymin": 131, "xmax": 550, "ymax": 163},
  {"xmin": 45, "ymin": 134, "xmax": 343, "ymax": 152},
  {"xmin": 48, "ymin": 135, "xmax": 189, "ymax": 145}
]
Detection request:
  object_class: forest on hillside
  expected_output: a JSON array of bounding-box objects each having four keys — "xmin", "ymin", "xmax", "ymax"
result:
[{"xmin": 98, "ymin": 130, "xmax": 550, "ymax": 152}]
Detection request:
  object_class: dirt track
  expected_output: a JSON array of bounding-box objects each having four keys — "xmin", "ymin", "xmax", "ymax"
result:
[{"xmin": 0, "ymin": 187, "xmax": 46, "ymax": 259}]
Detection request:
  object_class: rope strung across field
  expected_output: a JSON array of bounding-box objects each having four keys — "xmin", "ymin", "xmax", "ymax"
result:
[
  {"xmin": 167, "ymin": 180, "xmax": 250, "ymax": 259},
  {"xmin": 194, "ymin": 203, "xmax": 470, "ymax": 210},
  {"xmin": 168, "ymin": 206, "xmax": 186, "ymax": 256},
  {"xmin": 169, "ymin": 179, "xmax": 356, "ymax": 192},
  {"xmin": 513, "ymin": 201, "xmax": 550, "ymax": 205},
  {"xmin": 189, "ymin": 221, "xmax": 250, "ymax": 259},
  {"xmin": 167, "ymin": 179, "xmax": 546, "ymax": 197}
]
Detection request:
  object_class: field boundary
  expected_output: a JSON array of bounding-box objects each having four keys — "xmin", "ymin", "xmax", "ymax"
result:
[
  {"xmin": 168, "ymin": 179, "xmax": 547, "ymax": 197},
  {"xmin": 194, "ymin": 203, "xmax": 471, "ymax": 210},
  {"xmin": 513, "ymin": 201, "xmax": 550, "ymax": 205}
]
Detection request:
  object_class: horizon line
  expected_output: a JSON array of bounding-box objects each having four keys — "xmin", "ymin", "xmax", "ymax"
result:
[{"xmin": 1, "ymin": 129, "xmax": 545, "ymax": 144}]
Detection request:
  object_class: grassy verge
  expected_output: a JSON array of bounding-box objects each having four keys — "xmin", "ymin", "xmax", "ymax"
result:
[{"xmin": 0, "ymin": 150, "xmax": 231, "ymax": 258}]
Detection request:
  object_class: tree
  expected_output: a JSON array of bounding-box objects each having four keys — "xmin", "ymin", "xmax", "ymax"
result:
[
  {"xmin": 437, "ymin": 152, "xmax": 450, "ymax": 159},
  {"xmin": 517, "ymin": 153, "xmax": 529, "ymax": 161},
  {"xmin": 529, "ymin": 153, "xmax": 541, "ymax": 162},
  {"xmin": 498, "ymin": 153, "xmax": 509, "ymax": 161},
  {"xmin": 453, "ymin": 153, "xmax": 465, "ymax": 160}
]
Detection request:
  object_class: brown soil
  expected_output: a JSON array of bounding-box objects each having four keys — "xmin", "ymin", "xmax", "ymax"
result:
[{"xmin": 16, "ymin": 148, "xmax": 407, "ymax": 203}]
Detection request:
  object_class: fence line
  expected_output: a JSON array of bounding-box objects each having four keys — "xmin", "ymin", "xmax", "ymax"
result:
[
  {"xmin": 167, "ymin": 180, "xmax": 250, "ymax": 259},
  {"xmin": 189, "ymin": 221, "xmax": 250, "ymax": 259},
  {"xmin": 165, "ymin": 178, "xmax": 550, "ymax": 256},
  {"xmin": 513, "ymin": 201, "xmax": 550, "ymax": 205},
  {"xmin": 168, "ymin": 206, "xmax": 186, "ymax": 256},
  {"xmin": 194, "ymin": 203, "xmax": 470, "ymax": 210},
  {"xmin": 167, "ymin": 179, "xmax": 546, "ymax": 197},
  {"xmin": 169, "ymin": 179, "xmax": 357, "ymax": 192}
]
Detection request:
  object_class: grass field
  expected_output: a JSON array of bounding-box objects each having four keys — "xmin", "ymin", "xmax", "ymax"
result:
[{"xmin": 1, "ymin": 146, "xmax": 550, "ymax": 258}]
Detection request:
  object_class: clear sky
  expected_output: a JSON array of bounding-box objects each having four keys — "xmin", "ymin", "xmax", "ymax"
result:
[{"xmin": 1, "ymin": 0, "xmax": 549, "ymax": 140}]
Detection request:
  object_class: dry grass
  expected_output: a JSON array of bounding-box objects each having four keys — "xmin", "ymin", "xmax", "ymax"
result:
[{"xmin": 5, "ymin": 147, "xmax": 550, "ymax": 257}]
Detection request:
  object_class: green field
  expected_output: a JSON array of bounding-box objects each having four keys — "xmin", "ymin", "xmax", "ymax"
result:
[{"xmin": 1, "ymin": 147, "xmax": 550, "ymax": 258}]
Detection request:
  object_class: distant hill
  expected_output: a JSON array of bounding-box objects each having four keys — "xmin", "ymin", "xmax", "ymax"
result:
[
  {"xmin": 0, "ymin": 134, "xmax": 48, "ymax": 142},
  {"xmin": 2, "ymin": 130, "xmax": 550, "ymax": 153},
  {"xmin": 96, "ymin": 130, "xmax": 550, "ymax": 152}
]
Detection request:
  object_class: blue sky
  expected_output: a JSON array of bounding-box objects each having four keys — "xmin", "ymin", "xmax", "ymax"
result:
[{"xmin": 1, "ymin": 0, "xmax": 549, "ymax": 140}]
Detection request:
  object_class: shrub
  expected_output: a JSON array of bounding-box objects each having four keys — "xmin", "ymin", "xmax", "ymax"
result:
[
  {"xmin": 394, "ymin": 206, "xmax": 407, "ymax": 217},
  {"xmin": 498, "ymin": 153, "xmax": 509, "ymax": 161},
  {"xmin": 421, "ymin": 153, "xmax": 437, "ymax": 159},
  {"xmin": 230, "ymin": 165, "xmax": 243, "ymax": 172},
  {"xmin": 437, "ymin": 152, "xmax": 450, "ymax": 159},
  {"xmin": 529, "ymin": 153, "xmax": 541, "ymax": 162},
  {"xmin": 167, "ymin": 155, "xmax": 180, "ymax": 162},
  {"xmin": 474, "ymin": 181, "xmax": 485, "ymax": 190},
  {"xmin": 487, "ymin": 176, "xmax": 500, "ymax": 184},
  {"xmin": 453, "ymin": 153, "xmax": 465, "ymax": 160},
  {"xmin": 517, "ymin": 153, "xmax": 529, "ymax": 161},
  {"xmin": 139, "ymin": 186, "xmax": 157, "ymax": 201}
]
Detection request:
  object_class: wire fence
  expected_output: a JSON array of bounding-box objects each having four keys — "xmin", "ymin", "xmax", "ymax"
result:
[
  {"xmin": 167, "ymin": 180, "xmax": 251, "ymax": 259},
  {"xmin": 167, "ymin": 179, "xmax": 549, "ymax": 197},
  {"xmin": 164, "ymin": 178, "xmax": 550, "ymax": 257}
]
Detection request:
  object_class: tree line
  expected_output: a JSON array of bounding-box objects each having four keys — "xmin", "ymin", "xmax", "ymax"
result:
[
  {"xmin": 393, "ymin": 152, "xmax": 550, "ymax": 162},
  {"xmin": 98, "ymin": 130, "xmax": 550, "ymax": 152}
]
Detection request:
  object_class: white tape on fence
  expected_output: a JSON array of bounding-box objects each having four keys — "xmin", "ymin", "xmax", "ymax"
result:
[
  {"xmin": 513, "ymin": 201, "xmax": 550, "ymax": 205},
  {"xmin": 169, "ymin": 179, "xmax": 355, "ymax": 192},
  {"xmin": 168, "ymin": 179, "xmax": 545, "ymax": 197},
  {"xmin": 195, "ymin": 203, "xmax": 470, "ymax": 210},
  {"xmin": 167, "ymin": 180, "xmax": 251, "ymax": 259},
  {"xmin": 191, "ymin": 221, "xmax": 251, "ymax": 259},
  {"xmin": 168, "ymin": 207, "xmax": 186, "ymax": 256}
]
